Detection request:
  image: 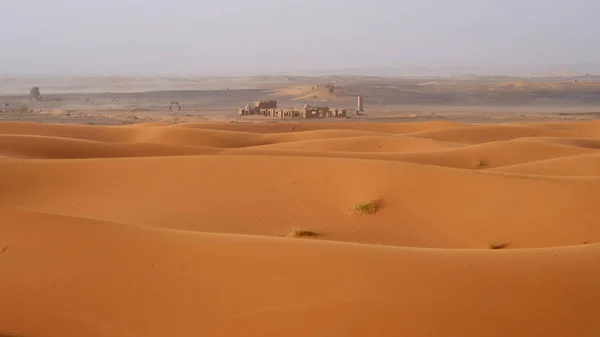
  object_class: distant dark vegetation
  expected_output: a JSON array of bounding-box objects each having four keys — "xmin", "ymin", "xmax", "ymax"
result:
[
  {"xmin": 340, "ymin": 78, "xmax": 600, "ymax": 106},
  {"xmin": 352, "ymin": 90, "xmax": 600, "ymax": 106},
  {"xmin": 3, "ymin": 76, "xmax": 600, "ymax": 108}
]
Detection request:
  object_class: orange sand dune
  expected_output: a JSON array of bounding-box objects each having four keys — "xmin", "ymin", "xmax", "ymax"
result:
[
  {"xmin": 0, "ymin": 134, "xmax": 220, "ymax": 159},
  {"xmin": 522, "ymin": 136, "xmax": 600, "ymax": 149},
  {"xmin": 381, "ymin": 137, "xmax": 598, "ymax": 169},
  {"xmin": 223, "ymin": 138, "xmax": 597, "ymax": 170},
  {"xmin": 409, "ymin": 123, "xmax": 590, "ymax": 144},
  {"xmin": 0, "ymin": 121, "xmax": 461, "ymax": 148},
  {"xmin": 490, "ymin": 153, "xmax": 600, "ymax": 176},
  {"xmin": 235, "ymin": 135, "xmax": 461, "ymax": 153},
  {"xmin": 177, "ymin": 120, "xmax": 463, "ymax": 134},
  {"xmin": 0, "ymin": 122, "xmax": 138, "ymax": 142},
  {"xmin": 2, "ymin": 154, "xmax": 600, "ymax": 249},
  {"xmin": 1, "ymin": 120, "xmax": 600, "ymax": 337},
  {"xmin": 1, "ymin": 209, "xmax": 599, "ymax": 337}
]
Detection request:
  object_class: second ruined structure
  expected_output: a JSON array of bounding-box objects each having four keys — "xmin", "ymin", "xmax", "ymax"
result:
[
  {"xmin": 29, "ymin": 87, "xmax": 41, "ymax": 101},
  {"xmin": 169, "ymin": 101, "xmax": 182, "ymax": 111},
  {"xmin": 239, "ymin": 100, "xmax": 348, "ymax": 119}
]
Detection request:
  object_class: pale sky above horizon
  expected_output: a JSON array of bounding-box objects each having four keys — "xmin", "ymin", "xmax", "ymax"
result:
[{"xmin": 1, "ymin": 0, "xmax": 598, "ymax": 75}]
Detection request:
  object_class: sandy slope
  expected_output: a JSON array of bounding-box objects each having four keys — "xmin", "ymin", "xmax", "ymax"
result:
[
  {"xmin": 0, "ymin": 134, "xmax": 220, "ymax": 159},
  {"xmin": 1, "ymin": 209, "xmax": 599, "ymax": 337},
  {"xmin": 490, "ymin": 153, "xmax": 600, "ymax": 176},
  {"xmin": 266, "ymin": 85, "xmax": 344, "ymax": 101},
  {"xmin": 1, "ymin": 120, "xmax": 599, "ymax": 337}
]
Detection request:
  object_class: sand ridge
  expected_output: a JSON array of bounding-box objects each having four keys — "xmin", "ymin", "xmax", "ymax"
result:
[{"xmin": 1, "ymin": 120, "xmax": 599, "ymax": 337}]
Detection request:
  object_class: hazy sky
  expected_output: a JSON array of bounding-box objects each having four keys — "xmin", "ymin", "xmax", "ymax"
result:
[{"xmin": 1, "ymin": 0, "xmax": 598, "ymax": 75}]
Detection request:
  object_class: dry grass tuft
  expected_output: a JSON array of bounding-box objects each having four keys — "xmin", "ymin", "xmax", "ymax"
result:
[
  {"xmin": 488, "ymin": 241, "xmax": 509, "ymax": 250},
  {"xmin": 353, "ymin": 199, "xmax": 383, "ymax": 215},
  {"xmin": 290, "ymin": 228, "xmax": 320, "ymax": 238}
]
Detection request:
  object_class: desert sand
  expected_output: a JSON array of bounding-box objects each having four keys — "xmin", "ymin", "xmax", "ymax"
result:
[{"xmin": 1, "ymin": 120, "xmax": 600, "ymax": 337}]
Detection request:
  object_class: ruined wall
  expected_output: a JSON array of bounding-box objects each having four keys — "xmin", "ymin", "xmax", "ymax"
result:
[
  {"xmin": 239, "ymin": 103, "xmax": 346, "ymax": 119},
  {"xmin": 254, "ymin": 100, "xmax": 277, "ymax": 109}
]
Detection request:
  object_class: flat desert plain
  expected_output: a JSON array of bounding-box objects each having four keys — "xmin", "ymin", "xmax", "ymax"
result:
[{"xmin": 1, "ymin": 120, "xmax": 600, "ymax": 337}]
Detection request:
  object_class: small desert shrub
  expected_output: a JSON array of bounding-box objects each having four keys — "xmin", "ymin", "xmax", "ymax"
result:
[
  {"xmin": 477, "ymin": 160, "xmax": 487, "ymax": 167},
  {"xmin": 488, "ymin": 241, "xmax": 508, "ymax": 250},
  {"xmin": 353, "ymin": 199, "xmax": 383, "ymax": 215},
  {"xmin": 290, "ymin": 228, "xmax": 319, "ymax": 237}
]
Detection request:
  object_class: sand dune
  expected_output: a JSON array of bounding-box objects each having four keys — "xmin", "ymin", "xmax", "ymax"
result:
[
  {"xmin": 179, "ymin": 120, "xmax": 463, "ymax": 133},
  {"xmin": 385, "ymin": 137, "xmax": 598, "ymax": 169},
  {"xmin": 490, "ymin": 153, "xmax": 600, "ymax": 176},
  {"xmin": 234, "ymin": 135, "xmax": 461, "ymax": 153},
  {"xmin": 2, "ymin": 155, "xmax": 599, "ymax": 249},
  {"xmin": 522, "ymin": 136, "xmax": 600, "ymax": 149},
  {"xmin": 1, "ymin": 208, "xmax": 599, "ymax": 337},
  {"xmin": 1, "ymin": 120, "xmax": 599, "ymax": 337},
  {"xmin": 409, "ymin": 123, "xmax": 587, "ymax": 144},
  {"xmin": 222, "ymin": 138, "xmax": 597, "ymax": 170},
  {"xmin": 0, "ymin": 134, "xmax": 220, "ymax": 159},
  {"xmin": 267, "ymin": 85, "xmax": 344, "ymax": 101}
]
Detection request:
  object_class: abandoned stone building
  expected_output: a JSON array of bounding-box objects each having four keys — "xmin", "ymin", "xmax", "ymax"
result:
[{"xmin": 239, "ymin": 100, "xmax": 347, "ymax": 119}]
